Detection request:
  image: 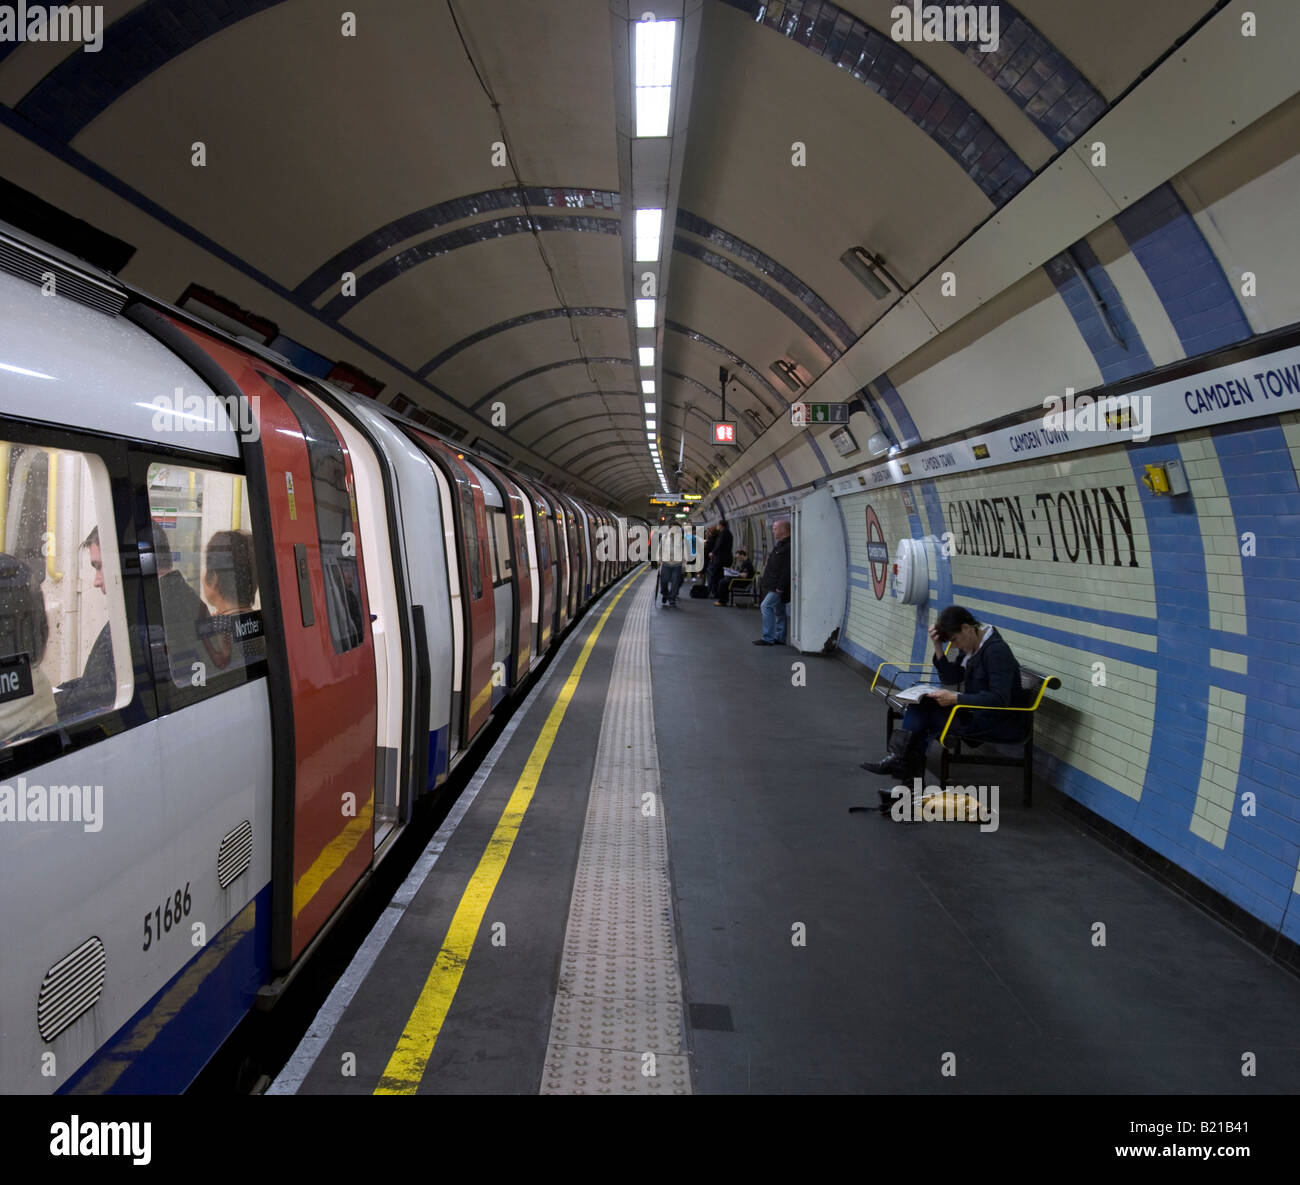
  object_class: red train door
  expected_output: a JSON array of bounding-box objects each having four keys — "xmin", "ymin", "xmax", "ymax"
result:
[
  {"xmin": 537, "ymin": 485, "xmax": 566, "ymax": 638},
  {"xmin": 168, "ymin": 324, "xmax": 378, "ymax": 967},
  {"xmin": 408, "ymin": 433, "xmax": 495, "ymax": 746}
]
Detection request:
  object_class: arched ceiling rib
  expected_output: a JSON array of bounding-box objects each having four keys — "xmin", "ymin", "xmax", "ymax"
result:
[
  {"xmin": 0, "ymin": 0, "xmax": 1228, "ymax": 510},
  {"xmin": 295, "ymin": 186, "xmax": 622, "ymax": 301}
]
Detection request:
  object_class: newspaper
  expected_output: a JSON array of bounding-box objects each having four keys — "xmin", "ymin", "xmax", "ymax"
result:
[{"xmin": 892, "ymin": 683, "xmax": 943, "ymax": 704}]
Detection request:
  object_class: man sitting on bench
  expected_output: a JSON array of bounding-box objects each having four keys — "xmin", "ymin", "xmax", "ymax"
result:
[{"xmin": 860, "ymin": 606, "xmax": 1033, "ymax": 781}]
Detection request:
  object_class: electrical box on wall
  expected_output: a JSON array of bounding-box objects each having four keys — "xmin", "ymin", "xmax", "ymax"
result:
[{"xmin": 893, "ymin": 538, "xmax": 929, "ymax": 605}]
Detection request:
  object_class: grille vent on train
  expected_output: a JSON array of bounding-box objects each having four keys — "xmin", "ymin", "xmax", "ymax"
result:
[
  {"xmin": 0, "ymin": 235, "xmax": 126, "ymax": 317},
  {"xmin": 218, "ymin": 820, "xmax": 254, "ymax": 889},
  {"xmin": 37, "ymin": 937, "xmax": 107, "ymax": 1043}
]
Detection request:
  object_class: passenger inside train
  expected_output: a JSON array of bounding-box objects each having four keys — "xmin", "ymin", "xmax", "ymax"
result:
[
  {"xmin": 152, "ymin": 523, "xmax": 211, "ymax": 683},
  {"xmin": 0, "ymin": 553, "xmax": 57, "ymax": 744},
  {"xmin": 53, "ymin": 525, "xmax": 116, "ymax": 722},
  {"xmin": 200, "ymin": 528, "xmax": 264, "ymax": 671}
]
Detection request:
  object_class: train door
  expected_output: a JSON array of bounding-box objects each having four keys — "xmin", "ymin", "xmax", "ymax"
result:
[
  {"xmin": 594, "ymin": 510, "xmax": 610, "ymax": 588},
  {"xmin": 463, "ymin": 459, "xmax": 511, "ymax": 710},
  {"xmin": 407, "ymin": 435, "xmax": 495, "ymax": 748},
  {"xmin": 546, "ymin": 490, "xmax": 570, "ymax": 633},
  {"xmin": 513, "ymin": 476, "xmax": 542, "ymax": 666},
  {"xmin": 516, "ymin": 478, "xmax": 555, "ymax": 651},
  {"xmin": 545, "ymin": 492, "xmax": 565, "ymax": 637},
  {"xmin": 304, "ymin": 386, "xmax": 408, "ymax": 851},
  {"xmin": 169, "ymin": 322, "xmax": 378, "ymax": 969},
  {"xmin": 475, "ymin": 459, "xmax": 532, "ymax": 687},
  {"xmin": 569, "ymin": 498, "xmax": 591, "ymax": 605},
  {"xmin": 559, "ymin": 495, "xmax": 581, "ymax": 620}
]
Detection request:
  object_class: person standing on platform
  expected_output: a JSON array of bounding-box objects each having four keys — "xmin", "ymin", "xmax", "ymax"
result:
[
  {"xmin": 752, "ymin": 518, "xmax": 791, "ymax": 646},
  {"xmin": 697, "ymin": 525, "xmax": 719, "ymax": 599},
  {"xmin": 710, "ymin": 517, "xmax": 734, "ymax": 604}
]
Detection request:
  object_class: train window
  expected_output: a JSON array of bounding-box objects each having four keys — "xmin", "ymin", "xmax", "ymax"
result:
[
  {"xmin": 484, "ymin": 511, "xmax": 499, "ymax": 585},
  {"xmin": 146, "ymin": 464, "xmax": 263, "ymax": 684},
  {"xmin": 492, "ymin": 510, "xmax": 512, "ymax": 581},
  {"xmin": 0, "ymin": 441, "xmax": 130, "ymax": 747},
  {"xmin": 256, "ymin": 370, "xmax": 365, "ymax": 654},
  {"xmin": 458, "ymin": 479, "xmax": 482, "ymax": 599}
]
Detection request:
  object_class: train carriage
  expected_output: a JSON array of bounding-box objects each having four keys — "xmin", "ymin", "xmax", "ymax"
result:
[{"xmin": 0, "ymin": 224, "xmax": 638, "ymax": 1094}]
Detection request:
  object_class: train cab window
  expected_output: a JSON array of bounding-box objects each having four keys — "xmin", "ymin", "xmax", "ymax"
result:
[
  {"xmin": 458, "ymin": 480, "xmax": 482, "ymax": 599},
  {"xmin": 491, "ymin": 509, "xmax": 512, "ymax": 582},
  {"xmin": 484, "ymin": 511, "xmax": 500, "ymax": 586},
  {"xmin": 146, "ymin": 464, "xmax": 263, "ymax": 685},
  {"xmin": 0, "ymin": 441, "xmax": 131, "ymax": 747}
]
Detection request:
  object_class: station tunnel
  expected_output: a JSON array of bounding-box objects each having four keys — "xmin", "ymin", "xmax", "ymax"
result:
[{"xmin": 0, "ymin": 0, "xmax": 1298, "ymax": 1124}]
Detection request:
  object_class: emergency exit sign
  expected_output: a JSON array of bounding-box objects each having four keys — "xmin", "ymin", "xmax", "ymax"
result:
[
  {"xmin": 713, "ymin": 421, "xmax": 737, "ymax": 444},
  {"xmin": 791, "ymin": 402, "xmax": 850, "ymax": 426}
]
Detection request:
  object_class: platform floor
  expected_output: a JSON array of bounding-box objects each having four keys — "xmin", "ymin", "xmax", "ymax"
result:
[{"xmin": 270, "ymin": 566, "xmax": 1300, "ymax": 1094}]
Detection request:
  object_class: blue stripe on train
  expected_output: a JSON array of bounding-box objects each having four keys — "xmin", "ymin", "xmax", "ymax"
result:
[
  {"xmin": 60, "ymin": 882, "xmax": 273, "ymax": 1094},
  {"xmin": 426, "ymin": 724, "xmax": 450, "ymax": 789}
]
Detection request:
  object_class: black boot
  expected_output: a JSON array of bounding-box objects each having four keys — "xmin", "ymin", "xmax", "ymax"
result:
[{"xmin": 859, "ymin": 727, "xmax": 920, "ymax": 776}]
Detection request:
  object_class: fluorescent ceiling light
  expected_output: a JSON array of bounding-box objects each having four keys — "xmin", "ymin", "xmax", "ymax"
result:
[
  {"xmin": 644, "ymin": 401, "xmax": 656, "ymax": 414},
  {"xmin": 646, "ymin": 420, "xmax": 656, "ymax": 429},
  {"xmin": 642, "ymin": 381, "xmax": 655, "ymax": 395},
  {"xmin": 770, "ymin": 359, "xmax": 807, "ymax": 393},
  {"xmin": 636, "ymin": 87, "xmax": 672, "ymax": 137},
  {"xmin": 840, "ymin": 247, "xmax": 893, "ymax": 300},
  {"xmin": 635, "ymin": 209, "xmax": 663, "ymax": 262},
  {"xmin": 635, "ymin": 19, "xmax": 676, "ymax": 87},
  {"xmin": 647, "ymin": 431, "xmax": 656, "ymax": 439},
  {"xmin": 635, "ymin": 298, "xmax": 655, "ymax": 328},
  {"xmin": 639, "ymin": 346, "xmax": 654, "ymax": 367}
]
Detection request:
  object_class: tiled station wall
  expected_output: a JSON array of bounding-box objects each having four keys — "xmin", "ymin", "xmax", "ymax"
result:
[
  {"xmin": 713, "ymin": 98, "xmax": 1300, "ymax": 940},
  {"xmin": 837, "ymin": 416, "xmax": 1300, "ymax": 942}
]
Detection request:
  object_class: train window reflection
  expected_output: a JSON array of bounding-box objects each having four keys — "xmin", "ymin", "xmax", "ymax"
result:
[
  {"xmin": 0, "ymin": 441, "xmax": 130, "ymax": 746},
  {"xmin": 147, "ymin": 464, "xmax": 264, "ymax": 684},
  {"xmin": 255, "ymin": 370, "xmax": 365, "ymax": 655}
]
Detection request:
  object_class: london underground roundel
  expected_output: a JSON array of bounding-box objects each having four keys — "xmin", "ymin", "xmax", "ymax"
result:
[{"xmin": 864, "ymin": 504, "xmax": 889, "ymax": 600}]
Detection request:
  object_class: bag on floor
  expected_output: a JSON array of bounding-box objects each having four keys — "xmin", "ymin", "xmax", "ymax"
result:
[{"xmin": 689, "ymin": 582, "xmax": 710, "ymax": 599}]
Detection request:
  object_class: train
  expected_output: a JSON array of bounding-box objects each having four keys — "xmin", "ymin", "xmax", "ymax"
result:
[{"xmin": 0, "ymin": 223, "xmax": 643, "ymax": 1093}]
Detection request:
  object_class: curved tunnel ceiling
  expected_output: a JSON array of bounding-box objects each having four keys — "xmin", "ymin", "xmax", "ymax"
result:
[{"xmin": 0, "ymin": 0, "xmax": 1228, "ymax": 509}]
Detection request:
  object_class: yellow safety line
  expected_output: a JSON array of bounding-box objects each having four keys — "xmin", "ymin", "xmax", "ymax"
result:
[{"xmin": 374, "ymin": 572, "xmax": 642, "ymax": 1094}]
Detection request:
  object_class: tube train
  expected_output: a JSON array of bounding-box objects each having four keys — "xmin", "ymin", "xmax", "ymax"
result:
[{"xmin": 0, "ymin": 224, "xmax": 642, "ymax": 1093}]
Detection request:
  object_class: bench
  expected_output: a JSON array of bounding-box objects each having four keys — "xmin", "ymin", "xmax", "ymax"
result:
[
  {"xmin": 870, "ymin": 657, "xmax": 1060, "ymax": 807},
  {"xmin": 723, "ymin": 573, "xmax": 759, "ymax": 607}
]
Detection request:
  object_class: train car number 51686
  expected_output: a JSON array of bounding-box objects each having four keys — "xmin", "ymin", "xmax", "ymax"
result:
[{"xmin": 142, "ymin": 885, "xmax": 193, "ymax": 951}]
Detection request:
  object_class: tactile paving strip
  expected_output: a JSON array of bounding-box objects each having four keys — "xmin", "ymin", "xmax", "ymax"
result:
[{"xmin": 540, "ymin": 576, "xmax": 692, "ymax": 1094}]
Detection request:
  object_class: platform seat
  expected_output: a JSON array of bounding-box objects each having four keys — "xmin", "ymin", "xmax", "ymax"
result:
[
  {"xmin": 724, "ymin": 574, "xmax": 758, "ymax": 607},
  {"xmin": 870, "ymin": 658, "xmax": 1060, "ymax": 807}
]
